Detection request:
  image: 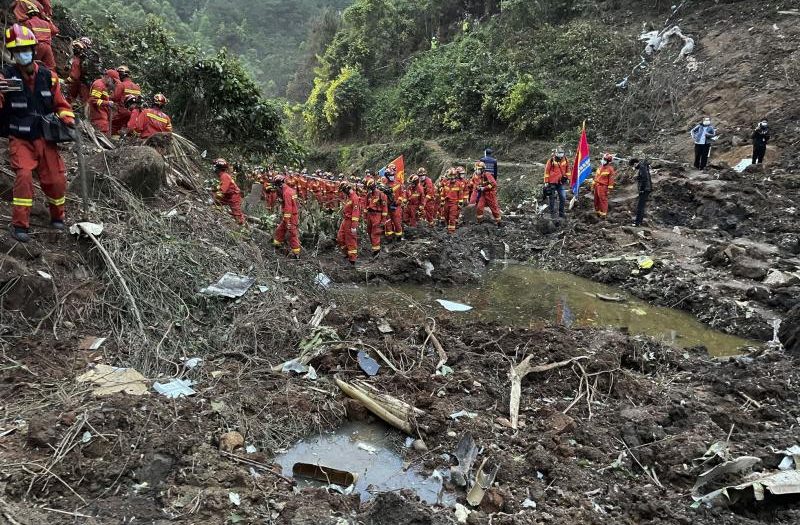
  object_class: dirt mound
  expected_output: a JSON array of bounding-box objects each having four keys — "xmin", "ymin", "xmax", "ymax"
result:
[
  {"xmin": 778, "ymin": 305, "xmax": 800, "ymax": 355},
  {"xmin": 75, "ymin": 146, "xmax": 165, "ymax": 199}
]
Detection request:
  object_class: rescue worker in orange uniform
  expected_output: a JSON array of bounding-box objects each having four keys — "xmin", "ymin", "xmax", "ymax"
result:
[
  {"xmin": 21, "ymin": 5, "xmax": 58, "ymax": 70},
  {"xmin": 403, "ymin": 174, "xmax": 424, "ymax": 227},
  {"xmin": 417, "ymin": 168, "xmax": 435, "ymax": 226},
  {"xmin": 66, "ymin": 37, "xmax": 92, "ymax": 104},
  {"xmin": 470, "ymin": 161, "xmax": 501, "ymax": 225},
  {"xmin": 0, "ymin": 24, "xmax": 74, "ymax": 243},
  {"xmin": 111, "ymin": 66, "xmax": 141, "ymax": 136},
  {"xmin": 121, "ymin": 94, "xmax": 142, "ymax": 135},
  {"xmin": 272, "ymin": 175, "xmax": 301, "ymax": 258},
  {"xmin": 592, "ymin": 153, "xmax": 616, "ymax": 218},
  {"xmin": 381, "ymin": 164, "xmax": 404, "ymax": 241},
  {"xmin": 544, "ymin": 147, "xmax": 570, "ymax": 219},
  {"xmin": 13, "ymin": 0, "xmax": 49, "ymax": 23},
  {"xmin": 136, "ymin": 93, "xmax": 173, "ymax": 140},
  {"xmin": 364, "ymin": 178, "xmax": 388, "ymax": 257},
  {"xmin": 212, "ymin": 158, "xmax": 245, "ymax": 226},
  {"xmin": 89, "ymin": 69, "xmax": 118, "ymax": 136},
  {"xmin": 442, "ymin": 169, "xmax": 466, "ymax": 234},
  {"xmin": 336, "ymin": 182, "xmax": 362, "ymax": 264}
]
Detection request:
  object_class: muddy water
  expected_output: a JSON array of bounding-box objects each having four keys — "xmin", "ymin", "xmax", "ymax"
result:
[
  {"xmin": 275, "ymin": 421, "xmax": 453, "ymax": 505},
  {"xmin": 364, "ymin": 265, "xmax": 757, "ymax": 357}
]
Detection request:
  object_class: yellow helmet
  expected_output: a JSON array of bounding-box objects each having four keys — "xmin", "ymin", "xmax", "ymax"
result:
[
  {"xmin": 475, "ymin": 161, "xmax": 486, "ymax": 170},
  {"xmin": 5, "ymin": 24, "xmax": 36, "ymax": 50}
]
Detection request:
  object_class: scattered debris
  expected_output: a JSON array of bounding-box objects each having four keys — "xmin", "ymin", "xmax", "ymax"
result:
[
  {"xmin": 694, "ymin": 470, "xmax": 800, "ymax": 507},
  {"xmin": 733, "ymin": 158, "xmax": 753, "ymax": 173},
  {"xmin": 412, "ymin": 439, "xmax": 428, "ymax": 452},
  {"xmin": 200, "ymin": 272, "xmax": 256, "ymax": 298},
  {"xmin": 637, "ymin": 256, "xmax": 654, "ymax": 270},
  {"xmin": 229, "ymin": 492, "xmax": 241, "ymax": 507},
  {"xmin": 509, "ymin": 356, "xmax": 588, "ymax": 429},
  {"xmin": 76, "ymin": 364, "xmax": 149, "ymax": 397},
  {"xmin": 357, "ymin": 351, "xmax": 381, "ymax": 376},
  {"xmin": 435, "ymin": 299, "xmax": 473, "ymax": 312},
  {"xmin": 182, "ymin": 357, "xmax": 203, "ymax": 369},
  {"xmin": 449, "ymin": 410, "xmax": 478, "ymax": 421},
  {"xmin": 522, "ymin": 498, "xmax": 537, "ymax": 509},
  {"xmin": 292, "ymin": 463, "xmax": 357, "ymax": 487},
  {"xmin": 423, "ymin": 260, "xmax": 435, "ymax": 277},
  {"xmin": 78, "ymin": 336, "xmax": 107, "ymax": 350},
  {"xmin": 357, "ymin": 442, "xmax": 378, "ymax": 455},
  {"xmin": 693, "ymin": 456, "xmax": 762, "ymax": 493},
  {"xmin": 314, "ymin": 273, "xmax": 332, "ymax": 289},
  {"xmin": 377, "ymin": 319, "xmax": 394, "ymax": 334},
  {"xmin": 454, "ymin": 503, "xmax": 470, "ymax": 523},
  {"xmin": 153, "ymin": 378, "xmax": 196, "ymax": 398},
  {"xmin": 466, "ymin": 458, "xmax": 500, "ymax": 506},
  {"xmin": 774, "ymin": 445, "xmax": 800, "ymax": 471},
  {"xmin": 594, "ymin": 293, "xmax": 626, "ymax": 303},
  {"xmin": 36, "ymin": 271, "xmax": 52, "ymax": 280},
  {"xmin": 69, "ymin": 222, "xmax": 104, "ymax": 237},
  {"xmin": 245, "ymin": 445, "xmax": 258, "ymax": 454},
  {"xmin": 452, "ymin": 433, "xmax": 479, "ymax": 487},
  {"xmin": 335, "ymin": 378, "xmax": 424, "ymax": 435}
]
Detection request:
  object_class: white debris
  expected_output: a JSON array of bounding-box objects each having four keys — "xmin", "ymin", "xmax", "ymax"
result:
[
  {"xmin": 314, "ymin": 273, "xmax": 332, "ymax": 289},
  {"xmin": 153, "ymin": 379, "xmax": 196, "ymax": 398},
  {"xmin": 69, "ymin": 222, "xmax": 104, "ymax": 237},
  {"xmin": 229, "ymin": 492, "xmax": 241, "ymax": 506},
  {"xmin": 436, "ymin": 299, "xmax": 473, "ymax": 312},
  {"xmin": 357, "ymin": 442, "xmax": 378, "ymax": 455}
]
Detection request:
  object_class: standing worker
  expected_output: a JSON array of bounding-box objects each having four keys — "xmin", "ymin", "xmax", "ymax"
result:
[
  {"xmin": 336, "ymin": 182, "xmax": 361, "ymax": 264},
  {"xmin": 418, "ymin": 168, "xmax": 436, "ymax": 226},
  {"xmin": 751, "ymin": 120, "xmax": 769, "ymax": 165},
  {"xmin": 211, "ymin": 158, "xmax": 245, "ymax": 226},
  {"xmin": 403, "ymin": 174, "xmax": 424, "ymax": 227},
  {"xmin": 20, "ymin": 5, "xmax": 58, "ymax": 70},
  {"xmin": 690, "ymin": 117, "xmax": 717, "ymax": 170},
  {"xmin": 272, "ymin": 175, "xmax": 301, "ymax": 258},
  {"xmin": 66, "ymin": 37, "xmax": 92, "ymax": 104},
  {"xmin": 136, "ymin": 93, "xmax": 173, "ymax": 140},
  {"xmin": 88, "ymin": 69, "xmax": 118, "ymax": 136},
  {"xmin": 544, "ymin": 147, "xmax": 570, "ymax": 219},
  {"xmin": 0, "ymin": 24, "xmax": 75, "ymax": 243},
  {"xmin": 441, "ymin": 169, "xmax": 466, "ymax": 234},
  {"xmin": 111, "ymin": 66, "xmax": 141, "ymax": 136},
  {"xmin": 381, "ymin": 164, "xmax": 404, "ymax": 241},
  {"xmin": 629, "ymin": 158, "xmax": 652, "ymax": 227},
  {"xmin": 470, "ymin": 161, "xmax": 502, "ymax": 225},
  {"xmin": 480, "ymin": 147, "xmax": 498, "ymax": 179},
  {"xmin": 364, "ymin": 178, "xmax": 388, "ymax": 257},
  {"xmin": 591, "ymin": 153, "xmax": 616, "ymax": 219}
]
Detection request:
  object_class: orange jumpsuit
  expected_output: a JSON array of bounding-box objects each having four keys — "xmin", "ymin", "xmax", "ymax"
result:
[
  {"xmin": 273, "ymin": 185, "xmax": 301, "ymax": 255},
  {"xmin": 215, "ymin": 171, "xmax": 245, "ymax": 225},
  {"xmin": 403, "ymin": 182, "xmax": 424, "ymax": 227},
  {"xmin": 593, "ymin": 165, "xmax": 616, "ymax": 217},
  {"xmin": 365, "ymin": 188, "xmax": 388, "ymax": 254},
  {"xmin": 381, "ymin": 176, "xmax": 404, "ymax": 239},
  {"xmin": 13, "ymin": 0, "xmax": 46, "ymax": 22},
  {"xmin": 470, "ymin": 173, "xmax": 501, "ymax": 223},
  {"xmin": 88, "ymin": 77, "xmax": 115, "ymax": 135},
  {"xmin": 136, "ymin": 107, "xmax": 173, "ymax": 139},
  {"xmin": 420, "ymin": 176, "xmax": 436, "ymax": 225},
  {"xmin": 441, "ymin": 178, "xmax": 466, "ymax": 234},
  {"xmin": 111, "ymin": 78, "xmax": 142, "ymax": 135},
  {"xmin": 23, "ymin": 15, "xmax": 58, "ymax": 69},
  {"xmin": 337, "ymin": 189, "xmax": 362, "ymax": 262},
  {"xmin": 0, "ymin": 63, "xmax": 74, "ymax": 230},
  {"xmin": 67, "ymin": 54, "xmax": 90, "ymax": 103}
]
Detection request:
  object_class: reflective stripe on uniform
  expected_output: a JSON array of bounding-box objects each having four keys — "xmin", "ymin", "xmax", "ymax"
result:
[
  {"xmin": 48, "ymin": 196, "xmax": 66, "ymax": 206},
  {"xmin": 13, "ymin": 198, "xmax": 33, "ymax": 207},
  {"xmin": 57, "ymin": 110, "xmax": 75, "ymax": 118},
  {"xmin": 124, "ymin": 88, "xmax": 141, "ymax": 95},
  {"xmin": 146, "ymin": 113, "xmax": 169, "ymax": 124}
]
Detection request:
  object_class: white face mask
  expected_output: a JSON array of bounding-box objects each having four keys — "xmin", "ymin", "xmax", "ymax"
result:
[
  {"xmin": 702, "ymin": 120, "xmax": 711, "ymax": 126},
  {"xmin": 601, "ymin": 160, "xmax": 608, "ymax": 166},
  {"xmin": 14, "ymin": 50, "xmax": 34, "ymax": 66}
]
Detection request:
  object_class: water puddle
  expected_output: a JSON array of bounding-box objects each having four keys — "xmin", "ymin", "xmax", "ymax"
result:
[
  {"xmin": 275, "ymin": 422, "xmax": 453, "ymax": 505},
  {"xmin": 354, "ymin": 264, "xmax": 757, "ymax": 357}
]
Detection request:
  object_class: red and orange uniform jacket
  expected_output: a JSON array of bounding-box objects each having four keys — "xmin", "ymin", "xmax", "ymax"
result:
[
  {"xmin": 23, "ymin": 15, "xmax": 57, "ymax": 45},
  {"xmin": 442, "ymin": 178, "xmax": 466, "ymax": 204},
  {"xmin": 136, "ymin": 107, "xmax": 173, "ymax": 139},
  {"xmin": 545, "ymin": 158, "xmax": 570, "ymax": 184},
  {"xmin": 216, "ymin": 171, "xmax": 240, "ymax": 200},
  {"xmin": 280, "ymin": 184, "xmax": 299, "ymax": 224},
  {"xmin": 593, "ymin": 166, "xmax": 616, "ymax": 189},
  {"xmin": 341, "ymin": 189, "xmax": 362, "ymax": 224}
]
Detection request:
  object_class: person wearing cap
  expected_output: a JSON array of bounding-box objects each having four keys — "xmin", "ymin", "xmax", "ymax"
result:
[
  {"xmin": 752, "ymin": 120, "xmax": 770, "ymax": 165},
  {"xmin": 89, "ymin": 69, "xmax": 119, "ymax": 136},
  {"xmin": 480, "ymin": 147, "xmax": 498, "ymax": 178},
  {"xmin": 0, "ymin": 24, "xmax": 75, "ymax": 243},
  {"xmin": 544, "ymin": 147, "xmax": 570, "ymax": 219},
  {"xmin": 136, "ymin": 93, "xmax": 173, "ymax": 140},
  {"xmin": 111, "ymin": 66, "xmax": 141, "ymax": 136},
  {"xmin": 690, "ymin": 117, "xmax": 717, "ymax": 170},
  {"xmin": 67, "ymin": 37, "xmax": 92, "ymax": 104}
]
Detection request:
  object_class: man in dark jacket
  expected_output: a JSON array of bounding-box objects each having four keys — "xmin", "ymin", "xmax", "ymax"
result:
[
  {"xmin": 751, "ymin": 120, "xmax": 769, "ymax": 165},
  {"xmin": 630, "ymin": 158, "xmax": 652, "ymax": 227},
  {"xmin": 480, "ymin": 147, "xmax": 498, "ymax": 179}
]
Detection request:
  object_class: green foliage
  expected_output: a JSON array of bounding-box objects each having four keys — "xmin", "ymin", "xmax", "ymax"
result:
[
  {"xmin": 71, "ymin": 14, "xmax": 289, "ymax": 155},
  {"xmin": 67, "ymin": 0, "xmax": 352, "ymax": 97},
  {"xmin": 323, "ymin": 66, "xmax": 369, "ymax": 136}
]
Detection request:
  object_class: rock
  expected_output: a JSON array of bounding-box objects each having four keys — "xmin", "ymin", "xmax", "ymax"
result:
[
  {"xmin": 455, "ymin": 503, "xmax": 470, "ymax": 523},
  {"xmin": 412, "ymin": 439, "xmax": 428, "ymax": 452},
  {"xmin": 218, "ymin": 431, "xmax": 245, "ymax": 453},
  {"xmin": 544, "ymin": 412, "xmax": 575, "ymax": 435},
  {"xmin": 619, "ymin": 407, "xmax": 652, "ymax": 424},
  {"xmin": 777, "ymin": 234, "xmax": 800, "ymax": 254},
  {"xmin": 731, "ymin": 258, "xmax": 768, "ymax": 281},
  {"xmin": 451, "ymin": 466, "xmax": 467, "ymax": 487},
  {"xmin": 779, "ymin": 305, "xmax": 800, "ymax": 355},
  {"xmin": 75, "ymin": 146, "xmax": 165, "ymax": 199},
  {"xmin": 27, "ymin": 417, "xmax": 57, "ymax": 448},
  {"xmin": 745, "ymin": 286, "xmax": 771, "ymax": 302},
  {"xmin": 764, "ymin": 269, "xmax": 797, "ymax": 287},
  {"xmin": 479, "ymin": 488, "xmax": 505, "ymax": 513}
]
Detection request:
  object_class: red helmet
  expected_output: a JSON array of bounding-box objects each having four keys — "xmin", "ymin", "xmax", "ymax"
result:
[
  {"xmin": 212, "ymin": 158, "xmax": 228, "ymax": 170},
  {"xmin": 602, "ymin": 153, "xmax": 614, "ymax": 163},
  {"xmin": 123, "ymin": 94, "xmax": 139, "ymax": 108},
  {"xmin": 5, "ymin": 24, "xmax": 36, "ymax": 50},
  {"xmin": 153, "ymin": 93, "xmax": 167, "ymax": 106}
]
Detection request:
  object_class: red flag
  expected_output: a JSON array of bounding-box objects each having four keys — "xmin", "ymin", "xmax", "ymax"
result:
[{"xmin": 570, "ymin": 122, "xmax": 591, "ymax": 195}]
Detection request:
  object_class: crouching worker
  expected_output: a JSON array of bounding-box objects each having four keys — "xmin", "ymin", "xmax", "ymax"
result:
[
  {"xmin": 212, "ymin": 158, "xmax": 246, "ymax": 226},
  {"xmin": 1, "ymin": 24, "xmax": 75, "ymax": 243}
]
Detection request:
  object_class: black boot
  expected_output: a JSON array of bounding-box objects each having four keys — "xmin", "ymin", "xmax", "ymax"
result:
[
  {"xmin": 10, "ymin": 225, "xmax": 30, "ymax": 243},
  {"xmin": 50, "ymin": 220, "xmax": 65, "ymax": 231}
]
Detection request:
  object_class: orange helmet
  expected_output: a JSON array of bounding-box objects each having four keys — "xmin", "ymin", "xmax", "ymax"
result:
[
  {"xmin": 5, "ymin": 24, "xmax": 36, "ymax": 50},
  {"xmin": 153, "ymin": 93, "xmax": 167, "ymax": 107},
  {"xmin": 25, "ymin": 4, "xmax": 39, "ymax": 15},
  {"xmin": 475, "ymin": 161, "xmax": 486, "ymax": 170},
  {"xmin": 409, "ymin": 174, "xmax": 419, "ymax": 184},
  {"xmin": 602, "ymin": 153, "xmax": 614, "ymax": 163},
  {"xmin": 123, "ymin": 94, "xmax": 140, "ymax": 108},
  {"xmin": 116, "ymin": 65, "xmax": 131, "ymax": 77},
  {"xmin": 365, "ymin": 178, "xmax": 376, "ymax": 189},
  {"xmin": 212, "ymin": 158, "xmax": 228, "ymax": 170}
]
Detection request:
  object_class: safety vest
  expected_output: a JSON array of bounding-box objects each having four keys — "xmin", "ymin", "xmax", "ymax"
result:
[{"xmin": 0, "ymin": 64, "xmax": 54, "ymax": 140}]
